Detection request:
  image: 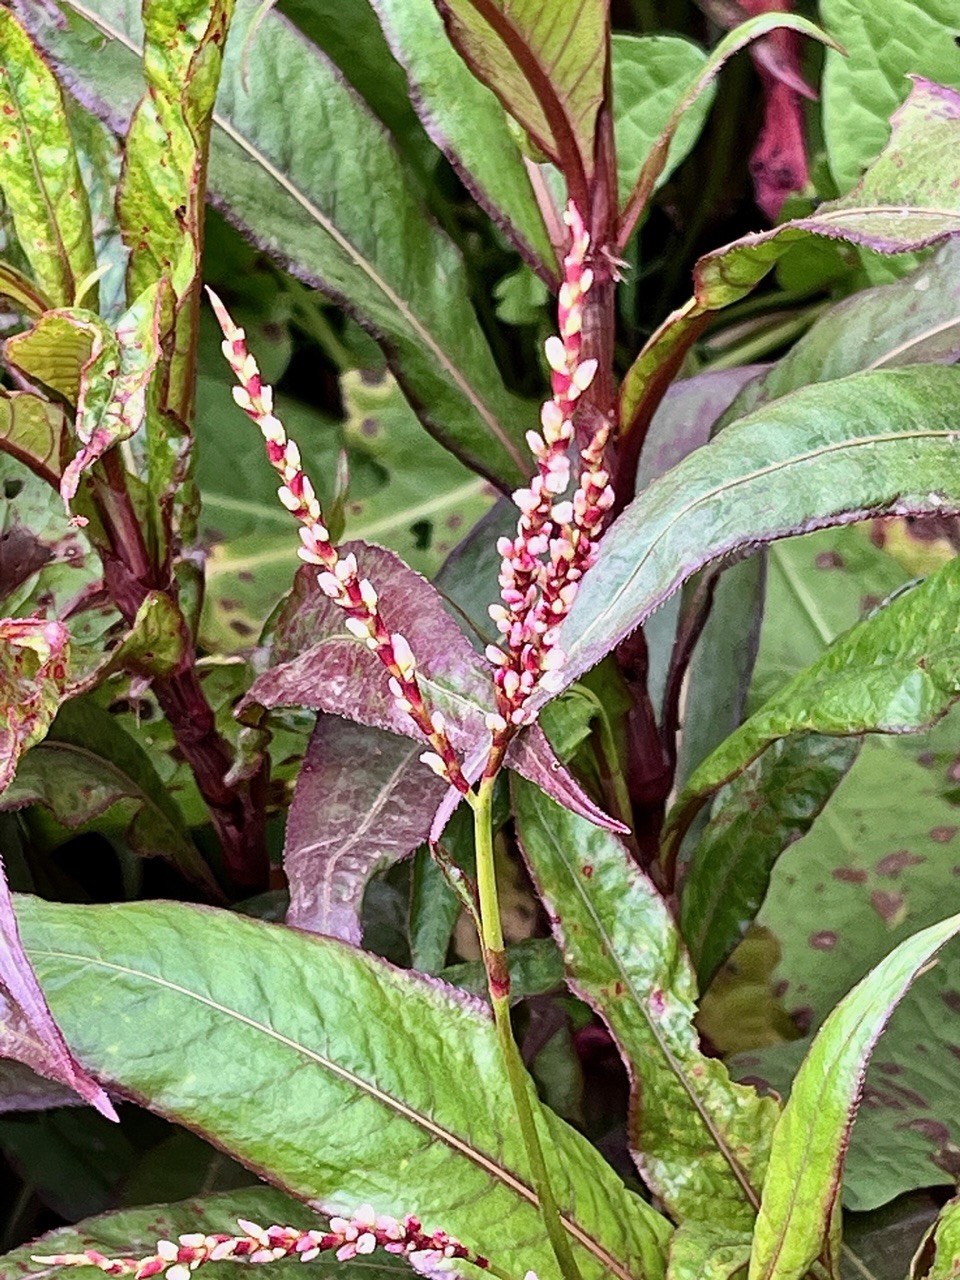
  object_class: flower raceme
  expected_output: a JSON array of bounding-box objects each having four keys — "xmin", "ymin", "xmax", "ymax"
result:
[
  {"xmin": 32, "ymin": 1208, "xmax": 489, "ymax": 1279},
  {"xmin": 207, "ymin": 199, "xmax": 614, "ymax": 789}
]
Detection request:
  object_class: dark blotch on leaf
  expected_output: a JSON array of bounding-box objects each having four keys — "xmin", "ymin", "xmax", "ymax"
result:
[{"xmin": 809, "ymin": 931, "xmax": 837, "ymax": 950}]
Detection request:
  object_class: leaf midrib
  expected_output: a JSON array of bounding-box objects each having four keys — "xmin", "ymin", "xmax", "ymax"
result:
[
  {"xmin": 56, "ymin": 0, "xmax": 525, "ymax": 476},
  {"xmin": 28, "ymin": 944, "xmax": 634, "ymax": 1280}
]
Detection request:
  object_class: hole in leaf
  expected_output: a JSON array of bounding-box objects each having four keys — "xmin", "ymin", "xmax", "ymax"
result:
[{"xmin": 3, "ymin": 478, "xmax": 23, "ymax": 499}]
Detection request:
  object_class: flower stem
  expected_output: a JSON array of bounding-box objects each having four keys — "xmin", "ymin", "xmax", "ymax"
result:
[{"xmin": 469, "ymin": 776, "xmax": 585, "ymax": 1280}]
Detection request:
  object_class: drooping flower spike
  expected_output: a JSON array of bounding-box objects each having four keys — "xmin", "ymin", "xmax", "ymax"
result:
[
  {"xmin": 32, "ymin": 1207, "xmax": 489, "ymax": 1279},
  {"xmin": 207, "ymin": 289, "xmax": 469, "ymax": 794},
  {"xmin": 486, "ymin": 202, "xmax": 614, "ymax": 753}
]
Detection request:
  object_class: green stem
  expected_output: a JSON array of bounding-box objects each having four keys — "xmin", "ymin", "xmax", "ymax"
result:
[{"xmin": 469, "ymin": 777, "xmax": 585, "ymax": 1280}]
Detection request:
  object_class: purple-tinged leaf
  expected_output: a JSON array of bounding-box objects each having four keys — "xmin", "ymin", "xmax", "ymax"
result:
[
  {"xmin": 0, "ymin": 8, "xmax": 98, "ymax": 308},
  {"xmin": 0, "ymin": 751, "xmax": 115, "ymax": 1119},
  {"xmin": 0, "ymin": 1059, "xmax": 84, "ymax": 1114},
  {"xmin": 748, "ymin": 913, "xmax": 960, "ymax": 1280},
  {"xmin": 621, "ymin": 76, "xmax": 960, "ymax": 437},
  {"xmin": 638, "ymin": 365, "xmax": 767, "ymax": 491},
  {"xmin": 513, "ymin": 777, "xmax": 778, "ymax": 1228},
  {"xmin": 285, "ymin": 718, "xmax": 447, "ymax": 943},
  {"xmin": 244, "ymin": 543, "xmax": 622, "ymax": 832},
  {"xmin": 535, "ymin": 365, "xmax": 960, "ymax": 715},
  {"xmin": 431, "ymin": 0, "xmax": 609, "ymax": 202}
]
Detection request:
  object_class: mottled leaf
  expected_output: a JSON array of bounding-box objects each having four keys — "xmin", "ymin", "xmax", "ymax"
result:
[
  {"xmin": 748, "ymin": 913, "xmax": 960, "ymax": 1280},
  {"xmin": 612, "ymin": 34, "xmax": 712, "ymax": 211},
  {"xmin": 0, "ymin": 1188, "xmax": 412, "ymax": 1280},
  {"xmin": 0, "ymin": 698, "xmax": 217, "ymax": 894},
  {"xmin": 667, "ymin": 1222, "xmax": 751, "ymax": 1280},
  {"xmin": 821, "ymin": 0, "xmax": 960, "ymax": 193},
  {"xmin": 0, "ymin": 8, "xmax": 97, "ymax": 307},
  {"xmin": 432, "ymin": 0, "xmax": 608, "ymax": 197},
  {"xmin": 369, "ymin": 0, "xmax": 555, "ymax": 277},
  {"xmin": 513, "ymin": 778, "xmax": 779, "ymax": 1228},
  {"xmin": 0, "ymin": 616, "xmax": 69, "ymax": 794},
  {"xmin": 20, "ymin": 0, "xmax": 534, "ymax": 488},
  {"xmin": 667, "ymin": 557, "xmax": 960, "ymax": 857},
  {"xmin": 0, "ymin": 392, "xmax": 67, "ymax": 489},
  {"xmin": 681, "ymin": 734, "xmax": 861, "ymax": 986},
  {"xmin": 18, "ymin": 897, "xmax": 671, "ymax": 1280},
  {"xmin": 913, "ymin": 1194, "xmax": 960, "ymax": 1280},
  {"xmin": 285, "ymin": 718, "xmax": 447, "ymax": 943},
  {"xmin": 620, "ymin": 77, "xmax": 960, "ymax": 435},
  {"xmin": 61, "ymin": 284, "xmax": 168, "ymax": 507},
  {"xmin": 244, "ymin": 545, "xmax": 619, "ymax": 832},
  {"xmin": 0, "ymin": 259, "xmax": 52, "ymax": 318},
  {"xmin": 541, "ymin": 365, "xmax": 960, "ymax": 713}
]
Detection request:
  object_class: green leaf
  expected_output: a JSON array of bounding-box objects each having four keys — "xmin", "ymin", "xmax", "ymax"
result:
[
  {"xmin": 0, "ymin": 1188, "xmax": 413, "ymax": 1280},
  {"xmin": 431, "ymin": 0, "xmax": 608, "ymax": 197},
  {"xmin": 667, "ymin": 1222, "xmax": 751, "ymax": 1280},
  {"xmin": 370, "ymin": 0, "xmax": 556, "ymax": 276},
  {"xmin": 667, "ymin": 557, "xmax": 960, "ymax": 858},
  {"xmin": 544, "ymin": 366, "xmax": 960, "ymax": 710},
  {"xmin": 23, "ymin": 0, "xmax": 534, "ymax": 486},
  {"xmin": 748, "ymin": 913, "xmax": 960, "ymax": 1280},
  {"xmin": 0, "ymin": 391, "xmax": 67, "ymax": 489},
  {"xmin": 0, "ymin": 8, "xmax": 97, "ymax": 308},
  {"xmin": 913, "ymin": 1194, "xmax": 960, "ymax": 1280},
  {"xmin": 718, "ymin": 240, "xmax": 960, "ymax": 433},
  {"xmin": 0, "ymin": 698, "xmax": 217, "ymax": 894},
  {"xmin": 18, "ymin": 896, "xmax": 671, "ymax": 1280},
  {"xmin": 731, "ymin": 724, "xmax": 960, "ymax": 1211},
  {"xmin": 617, "ymin": 13, "xmax": 836, "ymax": 241},
  {"xmin": 620, "ymin": 77, "xmax": 960, "ymax": 436},
  {"xmin": 612, "ymin": 34, "xmax": 712, "ymax": 210},
  {"xmin": 513, "ymin": 777, "xmax": 778, "ymax": 1229},
  {"xmin": 821, "ymin": 0, "xmax": 960, "ymax": 193},
  {"xmin": 681, "ymin": 734, "xmax": 861, "ymax": 986}
]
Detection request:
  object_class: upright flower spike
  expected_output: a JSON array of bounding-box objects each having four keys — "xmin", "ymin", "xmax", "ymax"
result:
[
  {"xmin": 33, "ymin": 1208, "xmax": 490, "ymax": 1278},
  {"xmin": 487, "ymin": 203, "xmax": 614, "ymax": 750},
  {"xmin": 207, "ymin": 289, "xmax": 469, "ymax": 795}
]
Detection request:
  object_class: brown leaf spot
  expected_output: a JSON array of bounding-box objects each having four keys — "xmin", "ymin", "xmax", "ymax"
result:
[
  {"xmin": 876, "ymin": 1061, "xmax": 903, "ymax": 1075},
  {"xmin": 831, "ymin": 866, "xmax": 868, "ymax": 886},
  {"xmin": 809, "ymin": 930, "xmax": 837, "ymax": 950},
  {"xmin": 870, "ymin": 889, "xmax": 905, "ymax": 924},
  {"xmin": 876, "ymin": 849, "xmax": 924, "ymax": 877},
  {"xmin": 931, "ymin": 826, "xmax": 958, "ymax": 843},
  {"xmin": 941, "ymin": 990, "xmax": 960, "ymax": 1015},
  {"xmin": 815, "ymin": 550, "xmax": 845, "ymax": 569},
  {"xmin": 581, "ymin": 864, "xmax": 593, "ymax": 878}
]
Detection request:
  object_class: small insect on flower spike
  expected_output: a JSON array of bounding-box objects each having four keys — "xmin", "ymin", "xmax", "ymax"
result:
[
  {"xmin": 32, "ymin": 1208, "xmax": 492, "ymax": 1279},
  {"xmin": 486, "ymin": 201, "xmax": 614, "ymax": 767},
  {"xmin": 206, "ymin": 289, "xmax": 469, "ymax": 795}
]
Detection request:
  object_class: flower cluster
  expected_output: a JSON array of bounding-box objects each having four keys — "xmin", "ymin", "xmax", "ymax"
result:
[
  {"xmin": 33, "ymin": 1208, "xmax": 489, "ymax": 1279},
  {"xmin": 486, "ymin": 204, "xmax": 614, "ymax": 740},
  {"xmin": 207, "ymin": 289, "xmax": 468, "ymax": 795}
]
